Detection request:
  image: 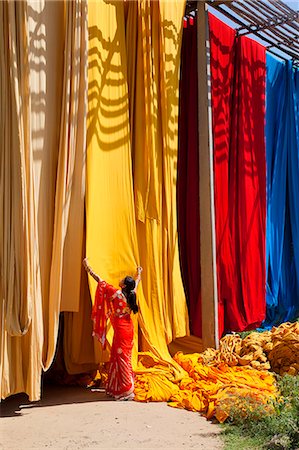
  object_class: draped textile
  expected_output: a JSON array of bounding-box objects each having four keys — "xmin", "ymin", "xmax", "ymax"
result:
[
  {"xmin": 28, "ymin": 0, "xmax": 65, "ymax": 369},
  {"xmin": 209, "ymin": 15, "xmax": 266, "ymax": 334},
  {"xmin": 92, "ymin": 281, "xmax": 118, "ymax": 348},
  {"xmin": 0, "ymin": 1, "xmax": 36, "ymax": 339},
  {"xmin": 0, "ymin": 1, "xmax": 43, "ymax": 401},
  {"xmin": 86, "ymin": 1, "xmax": 141, "ymax": 365},
  {"xmin": 59, "ymin": 0, "xmax": 88, "ymax": 314},
  {"xmin": 177, "ymin": 19, "xmax": 201, "ymax": 337},
  {"xmin": 1, "ymin": 0, "xmax": 188, "ymax": 400},
  {"xmin": 159, "ymin": 1, "xmax": 189, "ymax": 340},
  {"xmin": 264, "ymin": 56, "xmax": 299, "ymax": 326},
  {"xmin": 1, "ymin": 0, "xmax": 88, "ymax": 400},
  {"xmin": 230, "ymin": 35, "xmax": 266, "ymax": 331},
  {"xmin": 63, "ymin": 263, "xmax": 103, "ymax": 375},
  {"xmin": 209, "ymin": 15, "xmax": 235, "ymax": 337},
  {"xmin": 127, "ymin": 0, "xmax": 189, "ymax": 345},
  {"xmin": 86, "ymin": 0, "xmax": 188, "ymax": 367},
  {"xmin": 42, "ymin": 0, "xmax": 88, "ymax": 368},
  {"xmin": 28, "ymin": 0, "xmax": 88, "ymax": 371}
]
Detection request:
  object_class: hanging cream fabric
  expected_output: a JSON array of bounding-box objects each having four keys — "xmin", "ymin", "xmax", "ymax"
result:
[
  {"xmin": 63, "ymin": 268, "xmax": 104, "ymax": 374},
  {"xmin": 59, "ymin": 0, "xmax": 88, "ymax": 314},
  {"xmin": 63, "ymin": 226, "xmax": 105, "ymax": 374},
  {"xmin": 1, "ymin": 0, "xmax": 89, "ymax": 399},
  {"xmin": 1, "ymin": 1, "xmax": 34, "ymax": 338},
  {"xmin": 27, "ymin": 0, "xmax": 88, "ymax": 370},
  {"xmin": 59, "ymin": 0, "xmax": 100, "ymax": 375},
  {"xmin": 0, "ymin": 0, "xmax": 43, "ymax": 401},
  {"xmin": 42, "ymin": 0, "xmax": 88, "ymax": 369},
  {"xmin": 126, "ymin": 0, "xmax": 189, "ymax": 345},
  {"xmin": 27, "ymin": 0, "xmax": 64, "ymax": 369}
]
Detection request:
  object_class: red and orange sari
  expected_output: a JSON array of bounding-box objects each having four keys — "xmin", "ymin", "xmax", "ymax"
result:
[{"xmin": 92, "ymin": 281, "xmax": 134, "ymax": 399}]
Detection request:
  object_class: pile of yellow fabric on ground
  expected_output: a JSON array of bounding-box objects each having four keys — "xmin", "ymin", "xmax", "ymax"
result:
[
  {"xmin": 199, "ymin": 332, "xmax": 271, "ymax": 370},
  {"xmin": 134, "ymin": 353, "xmax": 181, "ymax": 402},
  {"xmin": 134, "ymin": 351, "xmax": 277, "ymax": 422},
  {"xmin": 170, "ymin": 353, "xmax": 277, "ymax": 422},
  {"xmin": 198, "ymin": 322, "xmax": 299, "ymax": 374},
  {"xmin": 268, "ymin": 322, "xmax": 299, "ymax": 376}
]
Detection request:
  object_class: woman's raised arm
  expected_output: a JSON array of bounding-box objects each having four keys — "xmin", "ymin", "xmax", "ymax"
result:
[
  {"xmin": 83, "ymin": 258, "xmax": 102, "ymax": 283},
  {"xmin": 134, "ymin": 266, "xmax": 143, "ymax": 291}
]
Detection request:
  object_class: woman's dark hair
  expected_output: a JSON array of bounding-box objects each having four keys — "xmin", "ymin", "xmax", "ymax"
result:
[{"xmin": 122, "ymin": 276, "xmax": 138, "ymax": 314}]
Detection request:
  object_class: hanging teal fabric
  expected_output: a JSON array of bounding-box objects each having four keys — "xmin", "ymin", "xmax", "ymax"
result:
[{"xmin": 265, "ymin": 55, "xmax": 299, "ymax": 327}]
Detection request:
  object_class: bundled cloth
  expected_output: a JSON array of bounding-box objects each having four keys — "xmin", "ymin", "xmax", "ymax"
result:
[
  {"xmin": 199, "ymin": 332, "xmax": 271, "ymax": 371},
  {"xmin": 169, "ymin": 353, "xmax": 277, "ymax": 422},
  {"xmin": 268, "ymin": 322, "xmax": 299, "ymax": 376},
  {"xmin": 199, "ymin": 322, "xmax": 299, "ymax": 375},
  {"xmin": 134, "ymin": 353, "xmax": 181, "ymax": 402},
  {"xmin": 134, "ymin": 352, "xmax": 277, "ymax": 423}
]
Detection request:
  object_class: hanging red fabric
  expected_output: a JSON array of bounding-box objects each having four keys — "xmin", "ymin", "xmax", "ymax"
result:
[
  {"xmin": 230, "ymin": 35, "xmax": 266, "ymax": 331},
  {"xmin": 177, "ymin": 19, "xmax": 201, "ymax": 337},
  {"xmin": 209, "ymin": 14, "xmax": 266, "ymax": 335},
  {"xmin": 209, "ymin": 14, "xmax": 236, "ymax": 336}
]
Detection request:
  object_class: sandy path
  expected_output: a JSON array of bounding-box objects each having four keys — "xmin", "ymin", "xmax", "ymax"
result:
[{"xmin": 1, "ymin": 385, "xmax": 223, "ymax": 450}]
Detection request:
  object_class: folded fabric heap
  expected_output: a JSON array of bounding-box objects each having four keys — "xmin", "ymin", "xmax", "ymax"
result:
[
  {"xmin": 268, "ymin": 322, "xmax": 299, "ymax": 376},
  {"xmin": 169, "ymin": 353, "xmax": 277, "ymax": 422},
  {"xmin": 134, "ymin": 351, "xmax": 277, "ymax": 422},
  {"xmin": 134, "ymin": 352, "xmax": 181, "ymax": 402},
  {"xmin": 199, "ymin": 322, "xmax": 299, "ymax": 375},
  {"xmin": 134, "ymin": 322, "xmax": 299, "ymax": 422}
]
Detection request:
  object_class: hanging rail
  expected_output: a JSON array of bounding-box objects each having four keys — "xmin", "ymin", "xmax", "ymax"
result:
[{"xmin": 186, "ymin": 0, "xmax": 299, "ymax": 65}]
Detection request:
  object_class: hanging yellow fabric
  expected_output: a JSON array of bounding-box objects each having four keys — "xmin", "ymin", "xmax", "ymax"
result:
[
  {"xmin": 159, "ymin": 0, "xmax": 189, "ymax": 340},
  {"xmin": 86, "ymin": 0, "xmax": 139, "ymax": 297},
  {"xmin": 126, "ymin": 0, "xmax": 189, "ymax": 345},
  {"xmin": 86, "ymin": 0, "xmax": 188, "ymax": 369},
  {"xmin": 86, "ymin": 0, "xmax": 141, "ymax": 363}
]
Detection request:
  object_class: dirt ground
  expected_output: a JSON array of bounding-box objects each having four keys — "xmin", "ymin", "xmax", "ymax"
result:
[{"xmin": 1, "ymin": 385, "xmax": 223, "ymax": 450}]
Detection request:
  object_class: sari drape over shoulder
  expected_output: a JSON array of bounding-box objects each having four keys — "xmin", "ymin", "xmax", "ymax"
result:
[{"xmin": 91, "ymin": 280, "xmax": 117, "ymax": 348}]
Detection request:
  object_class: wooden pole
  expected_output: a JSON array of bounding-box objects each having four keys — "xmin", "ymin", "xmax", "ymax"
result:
[{"xmin": 197, "ymin": 1, "xmax": 219, "ymax": 349}]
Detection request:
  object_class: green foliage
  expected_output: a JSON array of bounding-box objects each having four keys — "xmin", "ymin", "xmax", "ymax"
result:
[{"xmin": 222, "ymin": 375, "xmax": 299, "ymax": 450}]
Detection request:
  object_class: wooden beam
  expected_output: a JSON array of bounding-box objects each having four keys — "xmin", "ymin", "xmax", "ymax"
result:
[{"xmin": 197, "ymin": 1, "xmax": 219, "ymax": 349}]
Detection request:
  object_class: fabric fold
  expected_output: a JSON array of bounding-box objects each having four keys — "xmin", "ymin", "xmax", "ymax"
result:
[
  {"xmin": 209, "ymin": 14, "xmax": 267, "ymax": 334},
  {"xmin": 177, "ymin": 18, "xmax": 201, "ymax": 337},
  {"xmin": 265, "ymin": 56, "xmax": 299, "ymax": 326}
]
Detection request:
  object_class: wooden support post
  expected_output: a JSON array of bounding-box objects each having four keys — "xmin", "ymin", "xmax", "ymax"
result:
[{"xmin": 197, "ymin": 1, "xmax": 219, "ymax": 349}]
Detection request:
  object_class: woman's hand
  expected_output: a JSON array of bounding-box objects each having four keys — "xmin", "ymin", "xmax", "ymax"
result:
[
  {"xmin": 134, "ymin": 266, "xmax": 142, "ymax": 292},
  {"xmin": 83, "ymin": 258, "xmax": 101, "ymax": 282},
  {"xmin": 83, "ymin": 257, "xmax": 89, "ymax": 271}
]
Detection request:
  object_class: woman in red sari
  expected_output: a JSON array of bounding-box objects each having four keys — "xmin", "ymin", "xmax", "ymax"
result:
[{"xmin": 83, "ymin": 259, "xmax": 142, "ymax": 400}]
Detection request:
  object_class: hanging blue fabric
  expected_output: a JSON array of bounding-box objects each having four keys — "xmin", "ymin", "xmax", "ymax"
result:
[{"xmin": 264, "ymin": 55, "xmax": 299, "ymax": 327}]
